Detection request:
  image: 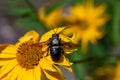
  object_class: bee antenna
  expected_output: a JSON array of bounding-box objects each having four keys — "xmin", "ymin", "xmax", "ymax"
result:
[{"xmin": 53, "ymin": 25, "xmax": 57, "ymax": 34}]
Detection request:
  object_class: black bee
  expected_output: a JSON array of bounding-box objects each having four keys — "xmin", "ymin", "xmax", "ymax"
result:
[
  {"xmin": 49, "ymin": 33, "xmax": 64, "ymax": 62},
  {"xmin": 41, "ymin": 27, "xmax": 78, "ymax": 62}
]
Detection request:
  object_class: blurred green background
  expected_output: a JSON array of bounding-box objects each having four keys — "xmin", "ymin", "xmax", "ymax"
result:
[{"xmin": 0, "ymin": 0, "xmax": 120, "ymax": 80}]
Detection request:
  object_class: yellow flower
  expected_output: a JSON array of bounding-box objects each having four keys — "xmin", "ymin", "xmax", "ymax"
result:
[
  {"xmin": 62, "ymin": 0, "xmax": 109, "ymax": 51},
  {"xmin": 38, "ymin": 6, "xmax": 62, "ymax": 28},
  {"xmin": 0, "ymin": 29, "xmax": 72, "ymax": 80}
]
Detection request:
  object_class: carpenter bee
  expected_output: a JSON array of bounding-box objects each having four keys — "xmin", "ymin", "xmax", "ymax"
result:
[
  {"xmin": 49, "ymin": 33, "xmax": 64, "ymax": 62},
  {"xmin": 41, "ymin": 27, "xmax": 78, "ymax": 62}
]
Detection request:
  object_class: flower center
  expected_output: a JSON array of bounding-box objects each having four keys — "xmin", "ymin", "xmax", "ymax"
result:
[
  {"xmin": 74, "ymin": 20, "xmax": 89, "ymax": 30},
  {"xmin": 16, "ymin": 40, "xmax": 42, "ymax": 69},
  {"xmin": 80, "ymin": 22, "xmax": 88, "ymax": 30}
]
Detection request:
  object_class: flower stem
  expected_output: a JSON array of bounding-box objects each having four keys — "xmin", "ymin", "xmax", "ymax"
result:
[{"xmin": 112, "ymin": 0, "xmax": 120, "ymax": 46}]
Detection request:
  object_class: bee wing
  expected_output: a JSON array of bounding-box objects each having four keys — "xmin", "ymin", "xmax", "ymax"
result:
[{"xmin": 62, "ymin": 41, "xmax": 79, "ymax": 54}]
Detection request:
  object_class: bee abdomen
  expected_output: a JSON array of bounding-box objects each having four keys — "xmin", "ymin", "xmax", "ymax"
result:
[{"xmin": 50, "ymin": 46, "xmax": 63, "ymax": 62}]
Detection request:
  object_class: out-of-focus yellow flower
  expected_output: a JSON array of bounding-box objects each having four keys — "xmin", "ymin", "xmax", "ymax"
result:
[
  {"xmin": 0, "ymin": 29, "xmax": 73, "ymax": 80},
  {"xmin": 62, "ymin": 0, "xmax": 109, "ymax": 51},
  {"xmin": 93, "ymin": 61, "xmax": 120, "ymax": 80},
  {"xmin": 93, "ymin": 65, "xmax": 114, "ymax": 80},
  {"xmin": 113, "ymin": 61, "xmax": 120, "ymax": 80},
  {"xmin": 38, "ymin": 6, "xmax": 63, "ymax": 28}
]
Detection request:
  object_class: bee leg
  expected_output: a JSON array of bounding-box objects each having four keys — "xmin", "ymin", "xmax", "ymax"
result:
[{"xmin": 60, "ymin": 47, "xmax": 64, "ymax": 55}]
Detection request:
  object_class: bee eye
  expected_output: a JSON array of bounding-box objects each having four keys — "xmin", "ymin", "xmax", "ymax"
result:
[{"xmin": 52, "ymin": 34, "xmax": 59, "ymax": 37}]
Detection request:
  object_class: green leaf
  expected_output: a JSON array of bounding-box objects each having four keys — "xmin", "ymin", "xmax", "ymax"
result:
[
  {"xmin": 45, "ymin": 1, "xmax": 65, "ymax": 15},
  {"xmin": 14, "ymin": 16, "xmax": 47, "ymax": 33},
  {"xmin": 67, "ymin": 48, "xmax": 87, "ymax": 62},
  {"xmin": 89, "ymin": 42, "xmax": 109, "ymax": 58},
  {"xmin": 72, "ymin": 63, "xmax": 86, "ymax": 80},
  {"xmin": 9, "ymin": 8, "xmax": 33, "ymax": 16},
  {"xmin": 67, "ymin": 48, "xmax": 87, "ymax": 80}
]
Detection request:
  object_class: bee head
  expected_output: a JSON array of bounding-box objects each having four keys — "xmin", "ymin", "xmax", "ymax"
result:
[{"xmin": 52, "ymin": 34, "xmax": 59, "ymax": 38}]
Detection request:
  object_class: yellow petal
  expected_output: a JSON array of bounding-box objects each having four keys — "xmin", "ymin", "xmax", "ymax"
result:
[
  {"xmin": 40, "ymin": 57, "xmax": 53, "ymax": 71},
  {"xmin": 0, "ymin": 59, "xmax": 15, "ymax": 66},
  {"xmin": 0, "ymin": 59, "xmax": 18, "ymax": 79},
  {"xmin": 25, "ymin": 69, "xmax": 35, "ymax": 80},
  {"xmin": 71, "ymin": 33, "xmax": 81, "ymax": 44},
  {"xmin": 55, "ymin": 55, "xmax": 73, "ymax": 72},
  {"xmin": 0, "ymin": 53, "xmax": 16, "ymax": 58},
  {"xmin": 0, "ymin": 44, "xmax": 11, "ymax": 53},
  {"xmin": 0, "ymin": 45, "xmax": 16, "ymax": 58},
  {"xmin": 17, "ymin": 68, "xmax": 27, "ymax": 80},
  {"xmin": 40, "ymin": 27, "xmax": 65, "ymax": 42},
  {"xmin": 59, "ymin": 34, "xmax": 70, "ymax": 42},
  {"xmin": 18, "ymin": 30, "xmax": 40, "ymax": 44},
  {"xmin": 44, "ymin": 55, "xmax": 72, "ymax": 72},
  {"xmin": 40, "ymin": 57, "xmax": 64, "ymax": 80},
  {"xmin": 114, "ymin": 61, "xmax": 120, "ymax": 80},
  {"xmin": 34, "ymin": 65, "xmax": 43, "ymax": 80},
  {"xmin": 95, "ymin": 4, "xmax": 106, "ymax": 18},
  {"xmin": 69, "ymin": 4, "xmax": 85, "ymax": 21},
  {"xmin": 95, "ymin": 17, "xmax": 109, "ymax": 27},
  {"xmin": 38, "ymin": 6, "xmax": 62, "ymax": 27},
  {"xmin": 44, "ymin": 65, "xmax": 64, "ymax": 80},
  {"xmin": 61, "ymin": 26, "xmax": 74, "ymax": 36},
  {"xmin": 6, "ymin": 65, "xmax": 22, "ymax": 80}
]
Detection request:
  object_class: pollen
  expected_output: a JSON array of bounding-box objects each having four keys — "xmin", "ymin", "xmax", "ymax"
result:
[{"xmin": 16, "ymin": 40, "xmax": 42, "ymax": 69}]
